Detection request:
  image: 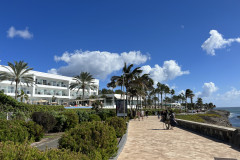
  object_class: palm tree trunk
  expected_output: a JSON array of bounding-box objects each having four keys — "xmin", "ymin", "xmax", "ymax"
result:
[
  {"xmin": 185, "ymin": 98, "xmax": 187, "ymax": 112},
  {"xmin": 137, "ymin": 96, "xmax": 139, "ymax": 110},
  {"xmin": 15, "ymin": 81, "xmax": 18, "ymax": 99},
  {"xmin": 165, "ymin": 93, "xmax": 167, "ymax": 109},
  {"xmin": 155, "ymin": 100, "xmax": 156, "ymax": 109},
  {"xmin": 158, "ymin": 93, "xmax": 160, "ymax": 109},
  {"xmin": 191, "ymin": 97, "xmax": 193, "ymax": 110},
  {"xmin": 82, "ymin": 87, "xmax": 85, "ymax": 100},
  {"xmin": 161, "ymin": 93, "xmax": 163, "ymax": 109}
]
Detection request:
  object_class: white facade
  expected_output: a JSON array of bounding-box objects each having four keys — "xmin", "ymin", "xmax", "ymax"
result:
[{"xmin": 0, "ymin": 65, "xmax": 99, "ymax": 105}]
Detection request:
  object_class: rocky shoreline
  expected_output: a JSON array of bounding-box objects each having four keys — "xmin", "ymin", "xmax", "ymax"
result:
[{"xmin": 202, "ymin": 110, "xmax": 232, "ymax": 127}]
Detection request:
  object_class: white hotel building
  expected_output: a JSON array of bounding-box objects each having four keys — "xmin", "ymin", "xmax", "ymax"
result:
[{"xmin": 0, "ymin": 65, "xmax": 99, "ymax": 105}]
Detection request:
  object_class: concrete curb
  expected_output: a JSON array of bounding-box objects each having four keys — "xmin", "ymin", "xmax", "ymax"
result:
[{"xmin": 110, "ymin": 121, "xmax": 130, "ymax": 160}]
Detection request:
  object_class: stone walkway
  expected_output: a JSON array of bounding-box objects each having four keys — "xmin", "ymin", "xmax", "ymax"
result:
[
  {"xmin": 118, "ymin": 116, "xmax": 240, "ymax": 160},
  {"xmin": 31, "ymin": 132, "xmax": 63, "ymax": 151}
]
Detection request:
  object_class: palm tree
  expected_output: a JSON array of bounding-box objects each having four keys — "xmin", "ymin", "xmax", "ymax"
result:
[
  {"xmin": 0, "ymin": 61, "xmax": 34, "ymax": 99},
  {"xmin": 129, "ymin": 74, "xmax": 152, "ymax": 109},
  {"xmin": 17, "ymin": 90, "xmax": 29, "ymax": 103},
  {"xmin": 153, "ymin": 96, "xmax": 158, "ymax": 109},
  {"xmin": 164, "ymin": 85, "xmax": 170, "ymax": 109},
  {"xmin": 156, "ymin": 82, "xmax": 161, "ymax": 109},
  {"xmin": 170, "ymin": 89, "xmax": 175, "ymax": 108},
  {"xmin": 157, "ymin": 82, "xmax": 165, "ymax": 109},
  {"xmin": 185, "ymin": 89, "xmax": 193, "ymax": 111},
  {"xmin": 196, "ymin": 97, "xmax": 203, "ymax": 109},
  {"xmin": 189, "ymin": 92, "xmax": 195, "ymax": 109},
  {"xmin": 69, "ymin": 72, "xmax": 96, "ymax": 100},
  {"xmin": 110, "ymin": 62, "xmax": 142, "ymax": 109}
]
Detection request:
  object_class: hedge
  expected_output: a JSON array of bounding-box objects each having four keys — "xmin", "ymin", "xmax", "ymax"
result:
[
  {"xmin": 89, "ymin": 114, "xmax": 101, "ymax": 122},
  {"xmin": 32, "ymin": 112, "xmax": 57, "ymax": 133},
  {"xmin": 0, "ymin": 91, "xmax": 64, "ymax": 113},
  {"xmin": 59, "ymin": 121, "xmax": 118, "ymax": 160},
  {"xmin": 106, "ymin": 117, "xmax": 127, "ymax": 138},
  {"xmin": 0, "ymin": 120, "xmax": 44, "ymax": 143},
  {"xmin": 0, "ymin": 141, "xmax": 90, "ymax": 160}
]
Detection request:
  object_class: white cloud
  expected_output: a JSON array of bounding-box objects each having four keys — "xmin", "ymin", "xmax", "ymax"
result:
[
  {"xmin": 47, "ymin": 68, "xmax": 58, "ymax": 75},
  {"xmin": 52, "ymin": 50, "xmax": 150, "ymax": 79},
  {"xmin": 141, "ymin": 60, "xmax": 189, "ymax": 84},
  {"xmin": 218, "ymin": 88, "xmax": 240, "ymax": 101},
  {"xmin": 7, "ymin": 26, "xmax": 33, "ymax": 39},
  {"xmin": 199, "ymin": 82, "xmax": 218, "ymax": 97},
  {"xmin": 201, "ymin": 30, "xmax": 240, "ymax": 55}
]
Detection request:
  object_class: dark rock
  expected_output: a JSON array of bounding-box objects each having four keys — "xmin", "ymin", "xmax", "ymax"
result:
[{"xmin": 202, "ymin": 110, "xmax": 232, "ymax": 127}]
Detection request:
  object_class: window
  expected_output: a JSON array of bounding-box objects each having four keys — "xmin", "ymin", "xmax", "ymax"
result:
[{"xmin": 43, "ymin": 80, "xmax": 47, "ymax": 85}]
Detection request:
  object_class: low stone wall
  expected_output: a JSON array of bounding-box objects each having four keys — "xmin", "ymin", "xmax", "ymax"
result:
[{"xmin": 176, "ymin": 119, "xmax": 240, "ymax": 148}]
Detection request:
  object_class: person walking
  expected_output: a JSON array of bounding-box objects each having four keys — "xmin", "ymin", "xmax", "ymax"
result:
[
  {"xmin": 157, "ymin": 110, "xmax": 160, "ymax": 119},
  {"xmin": 141, "ymin": 110, "xmax": 144, "ymax": 121},
  {"xmin": 169, "ymin": 110, "xmax": 177, "ymax": 130},
  {"xmin": 146, "ymin": 110, "xmax": 149, "ymax": 118},
  {"xmin": 137, "ymin": 110, "xmax": 141, "ymax": 121}
]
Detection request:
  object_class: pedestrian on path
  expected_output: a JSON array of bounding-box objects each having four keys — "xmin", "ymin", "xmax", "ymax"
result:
[
  {"xmin": 137, "ymin": 110, "xmax": 141, "ymax": 121},
  {"xmin": 141, "ymin": 110, "xmax": 144, "ymax": 120},
  {"xmin": 157, "ymin": 110, "xmax": 160, "ymax": 119},
  {"xmin": 146, "ymin": 110, "xmax": 149, "ymax": 118},
  {"xmin": 169, "ymin": 110, "xmax": 177, "ymax": 130}
]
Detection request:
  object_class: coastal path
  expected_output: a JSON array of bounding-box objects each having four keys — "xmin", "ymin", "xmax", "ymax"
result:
[{"xmin": 118, "ymin": 116, "xmax": 240, "ymax": 160}]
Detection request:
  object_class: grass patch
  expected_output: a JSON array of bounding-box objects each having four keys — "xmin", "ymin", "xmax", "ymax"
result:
[{"xmin": 176, "ymin": 113, "xmax": 221, "ymax": 123}]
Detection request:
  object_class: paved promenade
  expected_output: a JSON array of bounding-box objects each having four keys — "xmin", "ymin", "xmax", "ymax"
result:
[{"xmin": 118, "ymin": 116, "xmax": 240, "ymax": 160}]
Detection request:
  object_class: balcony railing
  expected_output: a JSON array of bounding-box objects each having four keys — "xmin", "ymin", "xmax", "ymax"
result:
[{"xmin": 36, "ymin": 82, "xmax": 67, "ymax": 88}]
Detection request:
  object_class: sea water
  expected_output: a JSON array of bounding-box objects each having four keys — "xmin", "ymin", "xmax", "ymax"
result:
[{"xmin": 215, "ymin": 107, "xmax": 240, "ymax": 127}]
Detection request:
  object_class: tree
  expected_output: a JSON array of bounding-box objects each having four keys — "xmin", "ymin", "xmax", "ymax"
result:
[
  {"xmin": 110, "ymin": 62, "xmax": 143, "ymax": 109},
  {"xmin": 17, "ymin": 90, "xmax": 29, "ymax": 102},
  {"xmin": 115, "ymin": 89, "xmax": 123, "ymax": 94},
  {"xmin": 69, "ymin": 72, "xmax": 96, "ymax": 100},
  {"xmin": 0, "ymin": 61, "xmax": 34, "ymax": 99},
  {"xmin": 157, "ymin": 83, "xmax": 165, "ymax": 109},
  {"xmin": 189, "ymin": 92, "xmax": 195, "ymax": 109},
  {"xmin": 101, "ymin": 88, "xmax": 114, "ymax": 94},
  {"xmin": 185, "ymin": 89, "xmax": 193, "ymax": 111},
  {"xmin": 172, "ymin": 95, "xmax": 179, "ymax": 103},
  {"xmin": 164, "ymin": 85, "xmax": 170, "ymax": 108},
  {"xmin": 153, "ymin": 96, "xmax": 158, "ymax": 109},
  {"xmin": 170, "ymin": 89, "xmax": 175, "ymax": 108},
  {"xmin": 196, "ymin": 97, "xmax": 203, "ymax": 109}
]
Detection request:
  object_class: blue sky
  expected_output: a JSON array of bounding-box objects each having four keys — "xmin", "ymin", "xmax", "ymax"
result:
[{"xmin": 1, "ymin": 1, "xmax": 240, "ymax": 107}]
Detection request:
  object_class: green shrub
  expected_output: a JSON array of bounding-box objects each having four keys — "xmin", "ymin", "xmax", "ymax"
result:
[
  {"xmin": 0, "ymin": 91, "xmax": 65, "ymax": 113},
  {"xmin": 89, "ymin": 114, "xmax": 101, "ymax": 122},
  {"xmin": 0, "ymin": 141, "xmax": 90, "ymax": 160},
  {"xmin": 11, "ymin": 110, "xmax": 27, "ymax": 121},
  {"xmin": 77, "ymin": 111, "xmax": 90, "ymax": 123},
  {"xmin": 31, "ymin": 112, "xmax": 56, "ymax": 133},
  {"xmin": 107, "ymin": 109, "xmax": 116, "ymax": 117},
  {"xmin": 62, "ymin": 111, "xmax": 79, "ymax": 130},
  {"xmin": 98, "ymin": 110, "xmax": 108, "ymax": 121},
  {"xmin": 52, "ymin": 114, "xmax": 67, "ymax": 132},
  {"xmin": 23, "ymin": 121, "xmax": 44, "ymax": 142},
  {"xmin": 59, "ymin": 121, "xmax": 118, "ymax": 160},
  {"xmin": 0, "ymin": 112, "xmax": 6, "ymax": 120},
  {"xmin": 106, "ymin": 116, "xmax": 127, "ymax": 138},
  {"xmin": 0, "ymin": 120, "xmax": 29, "ymax": 143}
]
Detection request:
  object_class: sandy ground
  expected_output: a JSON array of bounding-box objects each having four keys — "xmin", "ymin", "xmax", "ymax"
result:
[{"xmin": 118, "ymin": 116, "xmax": 240, "ymax": 160}]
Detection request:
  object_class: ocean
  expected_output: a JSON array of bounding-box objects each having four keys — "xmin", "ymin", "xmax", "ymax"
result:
[{"xmin": 215, "ymin": 107, "xmax": 240, "ymax": 127}]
